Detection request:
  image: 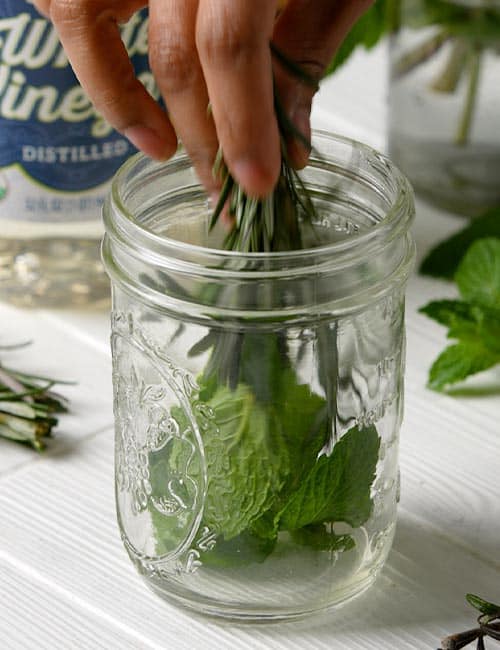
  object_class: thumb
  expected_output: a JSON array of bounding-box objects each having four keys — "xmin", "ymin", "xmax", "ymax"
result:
[{"xmin": 272, "ymin": 0, "xmax": 373, "ymax": 167}]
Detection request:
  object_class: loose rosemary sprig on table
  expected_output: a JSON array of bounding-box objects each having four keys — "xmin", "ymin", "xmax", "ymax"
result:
[
  {"xmin": 0, "ymin": 343, "xmax": 70, "ymax": 451},
  {"xmin": 440, "ymin": 594, "xmax": 500, "ymax": 649}
]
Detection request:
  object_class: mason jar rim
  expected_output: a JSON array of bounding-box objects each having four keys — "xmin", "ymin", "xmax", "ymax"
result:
[{"xmin": 104, "ymin": 130, "xmax": 414, "ymax": 273}]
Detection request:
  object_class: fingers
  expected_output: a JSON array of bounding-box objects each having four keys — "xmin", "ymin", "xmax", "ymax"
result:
[
  {"xmin": 43, "ymin": 0, "xmax": 371, "ymax": 199},
  {"xmin": 196, "ymin": 0, "xmax": 281, "ymax": 197},
  {"xmin": 273, "ymin": 0, "xmax": 373, "ymax": 167},
  {"xmin": 148, "ymin": 0, "xmax": 219, "ymax": 194},
  {"xmin": 47, "ymin": 0, "xmax": 176, "ymax": 160}
]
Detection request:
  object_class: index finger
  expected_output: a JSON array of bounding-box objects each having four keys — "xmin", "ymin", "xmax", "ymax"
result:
[{"xmin": 48, "ymin": 0, "xmax": 177, "ymax": 159}]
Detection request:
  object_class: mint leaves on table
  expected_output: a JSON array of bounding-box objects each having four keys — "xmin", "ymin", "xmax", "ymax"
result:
[
  {"xmin": 440, "ymin": 594, "xmax": 500, "ymax": 649},
  {"xmin": 0, "ymin": 343, "xmax": 70, "ymax": 451},
  {"xmin": 420, "ymin": 208, "xmax": 500, "ymax": 279},
  {"xmin": 455, "ymin": 239, "xmax": 500, "ymax": 309},
  {"xmin": 420, "ymin": 238, "xmax": 500, "ymax": 391}
]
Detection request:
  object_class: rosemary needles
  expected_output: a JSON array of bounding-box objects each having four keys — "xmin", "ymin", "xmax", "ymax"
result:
[
  {"xmin": 440, "ymin": 594, "xmax": 500, "ymax": 650},
  {"xmin": 209, "ymin": 44, "xmax": 320, "ymax": 253},
  {"xmin": 0, "ymin": 343, "xmax": 71, "ymax": 451}
]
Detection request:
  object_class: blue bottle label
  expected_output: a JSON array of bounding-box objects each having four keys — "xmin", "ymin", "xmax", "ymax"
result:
[{"xmin": 0, "ymin": 1, "xmax": 156, "ymax": 228}]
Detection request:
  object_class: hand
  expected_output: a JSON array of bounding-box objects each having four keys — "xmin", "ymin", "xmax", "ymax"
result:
[{"xmin": 33, "ymin": 0, "xmax": 372, "ymax": 197}]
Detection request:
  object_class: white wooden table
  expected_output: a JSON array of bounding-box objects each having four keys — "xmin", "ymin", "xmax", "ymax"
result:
[{"xmin": 1, "ymin": 45, "xmax": 499, "ymax": 650}]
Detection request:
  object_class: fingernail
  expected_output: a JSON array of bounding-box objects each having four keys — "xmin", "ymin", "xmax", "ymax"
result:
[
  {"xmin": 232, "ymin": 158, "xmax": 279, "ymax": 197},
  {"xmin": 124, "ymin": 125, "xmax": 172, "ymax": 160}
]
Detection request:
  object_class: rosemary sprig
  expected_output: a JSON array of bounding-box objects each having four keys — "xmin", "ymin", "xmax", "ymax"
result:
[
  {"xmin": 0, "ymin": 343, "xmax": 72, "ymax": 451},
  {"xmin": 204, "ymin": 47, "xmax": 339, "ymax": 438},
  {"xmin": 440, "ymin": 594, "xmax": 500, "ymax": 649},
  {"xmin": 210, "ymin": 47, "xmax": 319, "ymax": 253},
  {"xmin": 392, "ymin": 29, "xmax": 450, "ymax": 79}
]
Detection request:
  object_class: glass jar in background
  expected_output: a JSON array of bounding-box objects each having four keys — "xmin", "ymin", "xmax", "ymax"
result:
[
  {"xmin": 388, "ymin": 0, "xmax": 500, "ymax": 217},
  {"xmin": 0, "ymin": 2, "xmax": 156, "ymax": 307},
  {"xmin": 102, "ymin": 132, "xmax": 415, "ymax": 620}
]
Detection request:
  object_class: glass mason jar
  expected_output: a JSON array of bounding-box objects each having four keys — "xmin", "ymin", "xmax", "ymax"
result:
[
  {"xmin": 388, "ymin": 0, "xmax": 500, "ymax": 216},
  {"xmin": 102, "ymin": 132, "xmax": 415, "ymax": 620}
]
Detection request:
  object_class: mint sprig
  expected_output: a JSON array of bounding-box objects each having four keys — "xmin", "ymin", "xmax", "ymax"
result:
[
  {"xmin": 420, "ymin": 238, "xmax": 500, "ymax": 391},
  {"xmin": 420, "ymin": 208, "xmax": 500, "ymax": 280},
  {"xmin": 149, "ymin": 375, "xmax": 379, "ymax": 567},
  {"xmin": 279, "ymin": 425, "xmax": 379, "ymax": 532}
]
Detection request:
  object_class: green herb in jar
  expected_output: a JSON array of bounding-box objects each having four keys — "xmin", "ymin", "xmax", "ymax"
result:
[{"xmin": 148, "ymin": 52, "xmax": 381, "ymax": 567}]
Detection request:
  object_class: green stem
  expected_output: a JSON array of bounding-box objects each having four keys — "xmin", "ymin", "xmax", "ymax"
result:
[
  {"xmin": 385, "ymin": 0, "xmax": 401, "ymax": 34},
  {"xmin": 455, "ymin": 46, "xmax": 482, "ymax": 146},
  {"xmin": 430, "ymin": 38, "xmax": 469, "ymax": 93},
  {"xmin": 392, "ymin": 30, "xmax": 449, "ymax": 79}
]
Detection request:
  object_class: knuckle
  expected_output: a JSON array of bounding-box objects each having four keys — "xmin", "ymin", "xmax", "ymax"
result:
[
  {"xmin": 49, "ymin": 0, "xmax": 96, "ymax": 25},
  {"xmin": 50, "ymin": 0, "xmax": 135, "ymax": 29},
  {"xmin": 196, "ymin": 20, "xmax": 259, "ymax": 68},
  {"xmin": 148, "ymin": 35, "xmax": 198, "ymax": 93},
  {"xmin": 92, "ymin": 74, "xmax": 141, "ymax": 130}
]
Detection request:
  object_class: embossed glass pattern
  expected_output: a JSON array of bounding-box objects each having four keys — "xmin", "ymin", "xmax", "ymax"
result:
[{"xmin": 102, "ymin": 132, "xmax": 415, "ymax": 620}]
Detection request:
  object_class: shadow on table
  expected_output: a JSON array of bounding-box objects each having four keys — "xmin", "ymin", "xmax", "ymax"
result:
[{"xmin": 216, "ymin": 512, "xmax": 497, "ymax": 645}]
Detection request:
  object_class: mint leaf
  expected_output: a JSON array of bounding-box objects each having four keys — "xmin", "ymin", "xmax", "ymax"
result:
[
  {"xmin": 466, "ymin": 593, "xmax": 500, "ymax": 616},
  {"xmin": 455, "ymin": 238, "xmax": 500, "ymax": 309},
  {"xmin": 326, "ymin": 1, "xmax": 388, "ymax": 75},
  {"xmin": 279, "ymin": 426, "xmax": 380, "ymax": 531},
  {"xmin": 290, "ymin": 524, "xmax": 355, "ymax": 553},
  {"xmin": 199, "ymin": 529, "xmax": 277, "ymax": 568},
  {"xmin": 420, "ymin": 208, "xmax": 500, "ymax": 279},
  {"xmin": 148, "ymin": 424, "xmax": 201, "ymax": 556},
  {"xmin": 419, "ymin": 300, "xmax": 500, "ymax": 350},
  {"xmin": 208, "ymin": 334, "xmax": 331, "ymax": 539},
  {"xmin": 419, "ymin": 300, "xmax": 478, "ymax": 329},
  {"xmin": 200, "ymin": 368, "xmax": 329, "ymax": 541},
  {"xmin": 150, "ymin": 364, "xmax": 329, "ymax": 554},
  {"xmin": 325, "ymin": 0, "xmax": 500, "ymax": 79},
  {"xmin": 148, "ymin": 384, "xmax": 286, "ymax": 549},
  {"xmin": 428, "ymin": 343, "xmax": 500, "ymax": 391},
  {"xmin": 149, "ymin": 329, "xmax": 381, "ymax": 565},
  {"xmin": 273, "ymin": 369, "xmax": 330, "ymax": 494},
  {"xmin": 419, "ymin": 243, "xmax": 500, "ymax": 391},
  {"xmin": 238, "ymin": 333, "xmax": 285, "ymax": 405},
  {"xmin": 191, "ymin": 383, "xmax": 288, "ymax": 540},
  {"xmin": 405, "ymin": 1, "xmax": 500, "ymax": 45}
]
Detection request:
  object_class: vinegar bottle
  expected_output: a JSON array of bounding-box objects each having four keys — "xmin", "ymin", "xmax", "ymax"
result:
[{"xmin": 0, "ymin": 1, "xmax": 157, "ymax": 307}]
